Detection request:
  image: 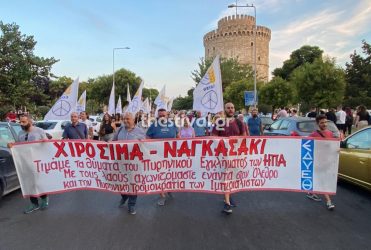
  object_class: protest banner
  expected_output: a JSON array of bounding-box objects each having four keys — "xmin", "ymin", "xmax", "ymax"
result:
[{"xmin": 11, "ymin": 137, "xmax": 340, "ymax": 197}]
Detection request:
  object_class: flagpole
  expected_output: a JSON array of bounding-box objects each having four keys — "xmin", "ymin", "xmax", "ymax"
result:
[{"xmin": 112, "ymin": 47, "xmax": 130, "ymax": 114}]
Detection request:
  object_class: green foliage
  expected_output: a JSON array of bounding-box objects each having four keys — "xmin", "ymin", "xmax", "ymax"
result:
[
  {"xmin": 344, "ymin": 40, "xmax": 371, "ymax": 108},
  {"xmin": 0, "ymin": 21, "xmax": 58, "ymax": 107},
  {"xmin": 259, "ymin": 77, "xmax": 294, "ymax": 110},
  {"xmin": 290, "ymin": 58, "xmax": 346, "ymax": 108},
  {"xmin": 273, "ymin": 45, "xmax": 323, "ymax": 80},
  {"xmin": 257, "ymin": 104, "xmax": 271, "ymax": 115},
  {"xmin": 172, "ymin": 95, "xmax": 193, "ymax": 110},
  {"xmin": 142, "ymin": 88, "xmax": 159, "ymax": 102},
  {"xmin": 0, "ymin": 105, "xmax": 14, "ymax": 120},
  {"xmin": 224, "ymin": 80, "xmax": 253, "ymax": 110},
  {"xmin": 191, "ymin": 57, "xmax": 253, "ymax": 90},
  {"xmin": 88, "ymin": 68, "xmax": 142, "ymax": 108}
]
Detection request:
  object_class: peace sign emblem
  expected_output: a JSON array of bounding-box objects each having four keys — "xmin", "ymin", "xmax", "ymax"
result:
[
  {"xmin": 201, "ymin": 90, "xmax": 218, "ymax": 109},
  {"xmin": 130, "ymin": 100, "xmax": 139, "ymax": 112},
  {"xmin": 52, "ymin": 100, "xmax": 71, "ymax": 116}
]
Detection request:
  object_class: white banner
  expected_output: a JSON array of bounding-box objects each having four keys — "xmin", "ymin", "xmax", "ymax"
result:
[
  {"xmin": 44, "ymin": 78, "xmax": 80, "ymax": 120},
  {"xmin": 11, "ymin": 137, "xmax": 340, "ymax": 197},
  {"xmin": 193, "ymin": 55, "xmax": 224, "ymax": 114}
]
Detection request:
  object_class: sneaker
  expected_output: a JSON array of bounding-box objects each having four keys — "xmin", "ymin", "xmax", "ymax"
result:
[
  {"xmin": 119, "ymin": 196, "xmax": 128, "ymax": 208},
  {"xmin": 222, "ymin": 203, "xmax": 232, "ymax": 214},
  {"xmin": 40, "ymin": 197, "xmax": 49, "ymax": 210},
  {"xmin": 157, "ymin": 197, "xmax": 166, "ymax": 206},
  {"xmin": 128, "ymin": 206, "xmax": 137, "ymax": 215},
  {"xmin": 327, "ymin": 202, "xmax": 335, "ymax": 211},
  {"xmin": 24, "ymin": 204, "xmax": 40, "ymax": 214},
  {"xmin": 224, "ymin": 198, "xmax": 237, "ymax": 207},
  {"xmin": 306, "ymin": 193, "xmax": 322, "ymax": 202}
]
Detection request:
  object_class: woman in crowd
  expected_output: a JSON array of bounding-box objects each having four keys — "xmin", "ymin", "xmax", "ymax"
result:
[
  {"xmin": 355, "ymin": 105, "xmax": 370, "ymax": 130},
  {"xmin": 99, "ymin": 113, "xmax": 116, "ymax": 142},
  {"xmin": 178, "ymin": 117, "xmax": 195, "ymax": 138}
]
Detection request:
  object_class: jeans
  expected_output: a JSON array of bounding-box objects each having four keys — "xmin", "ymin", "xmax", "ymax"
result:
[
  {"xmin": 30, "ymin": 195, "xmax": 47, "ymax": 206},
  {"xmin": 121, "ymin": 194, "xmax": 137, "ymax": 208}
]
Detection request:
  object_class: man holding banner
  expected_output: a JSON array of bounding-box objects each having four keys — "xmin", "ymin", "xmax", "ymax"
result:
[
  {"xmin": 212, "ymin": 102, "xmax": 247, "ymax": 215},
  {"xmin": 306, "ymin": 114, "xmax": 336, "ymax": 210},
  {"xmin": 146, "ymin": 108, "xmax": 179, "ymax": 206},
  {"xmin": 113, "ymin": 112, "xmax": 145, "ymax": 215},
  {"xmin": 9, "ymin": 114, "xmax": 49, "ymax": 214}
]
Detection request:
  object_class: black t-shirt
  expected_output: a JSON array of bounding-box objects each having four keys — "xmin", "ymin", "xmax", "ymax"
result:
[
  {"xmin": 326, "ymin": 112, "xmax": 337, "ymax": 123},
  {"xmin": 103, "ymin": 123, "xmax": 114, "ymax": 134},
  {"xmin": 307, "ymin": 111, "xmax": 317, "ymax": 118},
  {"xmin": 358, "ymin": 112, "xmax": 370, "ymax": 121}
]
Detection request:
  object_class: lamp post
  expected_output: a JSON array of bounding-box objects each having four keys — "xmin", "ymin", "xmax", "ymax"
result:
[
  {"xmin": 113, "ymin": 47, "xmax": 130, "ymax": 89},
  {"xmin": 228, "ymin": 3, "xmax": 257, "ymax": 108}
]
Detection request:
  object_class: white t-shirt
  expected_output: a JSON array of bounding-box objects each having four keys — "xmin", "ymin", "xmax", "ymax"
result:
[
  {"xmin": 80, "ymin": 119, "xmax": 93, "ymax": 129},
  {"xmin": 336, "ymin": 110, "xmax": 346, "ymax": 124}
]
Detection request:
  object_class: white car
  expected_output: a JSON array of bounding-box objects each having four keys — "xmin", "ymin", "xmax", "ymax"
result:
[
  {"xmin": 34, "ymin": 120, "xmax": 71, "ymax": 139},
  {"xmin": 89, "ymin": 115, "xmax": 102, "ymax": 139}
]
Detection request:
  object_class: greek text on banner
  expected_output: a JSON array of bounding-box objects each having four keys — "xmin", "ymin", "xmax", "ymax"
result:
[{"xmin": 11, "ymin": 137, "xmax": 340, "ymax": 197}]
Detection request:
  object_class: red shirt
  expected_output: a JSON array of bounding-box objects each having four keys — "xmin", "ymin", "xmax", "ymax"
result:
[
  {"xmin": 212, "ymin": 119, "xmax": 246, "ymax": 137},
  {"xmin": 309, "ymin": 129, "xmax": 334, "ymax": 138}
]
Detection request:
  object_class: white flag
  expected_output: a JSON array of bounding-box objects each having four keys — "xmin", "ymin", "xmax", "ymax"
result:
[
  {"xmin": 126, "ymin": 81, "xmax": 144, "ymax": 114},
  {"xmin": 76, "ymin": 90, "xmax": 86, "ymax": 113},
  {"xmin": 127, "ymin": 84, "xmax": 131, "ymax": 103},
  {"xmin": 116, "ymin": 95, "xmax": 122, "ymax": 114},
  {"xmin": 154, "ymin": 85, "xmax": 168, "ymax": 110},
  {"xmin": 44, "ymin": 78, "xmax": 80, "ymax": 120},
  {"xmin": 167, "ymin": 97, "xmax": 174, "ymax": 111},
  {"xmin": 108, "ymin": 83, "xmax": 115, "ymax": 115},
  {"xmin": 193, "ymin": 55, "xmax": 224, "ymax": 114},
  {"xmin": 140, "ymin": 97, "xmax": 151, "ymax": 113}
]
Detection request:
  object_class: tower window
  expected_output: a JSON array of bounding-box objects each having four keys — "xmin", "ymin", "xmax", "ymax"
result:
[{"xmin": 251, "ymin": 42, "xmax": 254, "ymax": 46}]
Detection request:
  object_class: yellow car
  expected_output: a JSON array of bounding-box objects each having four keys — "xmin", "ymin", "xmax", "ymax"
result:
[{"xmin": 339, "ymin": 126, "xmax": 371, "ymax": 190}]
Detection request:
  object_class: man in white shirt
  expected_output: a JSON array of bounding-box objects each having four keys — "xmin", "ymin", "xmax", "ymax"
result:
[
  {"xmin": 79, "ymin": 111, "xmax": 94, "ymax": 139},
  {"xmin": 335, "ymin": 106, "xmax": 346, "ymax": 132}
]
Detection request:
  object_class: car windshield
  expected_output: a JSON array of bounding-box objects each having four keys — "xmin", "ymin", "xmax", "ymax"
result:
[
  {"xmin": 35, "ymin": 122, "xmax": 57, "ymax": 130},
  {"xmin": 10, "ymin": 124, "xmax": 22, "ymax": 137},
  {"xmin": 297, "ymin": 121, "xmax": 338, "ymax": 133}
]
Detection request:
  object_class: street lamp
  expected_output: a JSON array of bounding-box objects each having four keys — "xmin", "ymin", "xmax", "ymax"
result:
[
  {"xmin": 228, "ymin": 3, "xmax": 257, "ymax": 108},
  {"xmin": 113, "ymin": 47, "xmax": 130, "ymax": 88}
]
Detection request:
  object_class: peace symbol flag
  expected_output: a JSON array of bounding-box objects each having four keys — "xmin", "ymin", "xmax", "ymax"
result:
[
  {"xmin": 126, "ymin": 81, "xmax": 144, "ymax": 114},
  {"xmin": 193, "ymin": 55, "xmax": 224, "ymax": 114},
  {"xmin": 44, "ymin": 77, "xmax": 80, "ymax": 120},
  {"xmin": 76, "ymin": 90, "xmax": 86, "ymax": 113},
  {"xmin": 154, "ymin": 85, "xmax": 168, "ymax": 109}
]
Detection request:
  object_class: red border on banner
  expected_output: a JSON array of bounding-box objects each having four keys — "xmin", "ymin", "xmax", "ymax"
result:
[{"xmin": 22, "ymin": 187, "xmax": 336, "ymax": 198}]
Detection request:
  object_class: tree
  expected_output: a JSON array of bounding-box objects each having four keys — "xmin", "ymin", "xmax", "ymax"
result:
[
  {"xmin": 191, "ymin": 57, "xmax": 253, "ymax": 90},
  {"xmin": 172, "ymin": 88, "xmax": 194, "ymax": 110},
  {"xmin": 273, "ymin": 45, "xmax": 323, "ymax": 80},
  {"xmin": 259, "ymin": 77, "xmax": 294, "ymax": 112},
  {"xmin": 290, "ymin": 58, "xmax": 346, "ymax": 108},
  {"xmin": 224, "ymin": 80, "xmax": 265, "ymax": 111},
  {"xmin": 344, "ymin": 40, "xmax": 371, "ymax": 107},
  {"xmin": 142, "ymin": 88, "xmax": 159, "ymax": 102},
  {"xmin": 0, "ymin": 22, "xmax": 58, "ymax": 107},
  {"xmin": 88, "ymin": 68, "xmax": 142, "ymax": 108}
]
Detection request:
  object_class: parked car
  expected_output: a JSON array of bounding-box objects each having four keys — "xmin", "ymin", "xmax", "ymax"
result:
[
  {"xmin": 89, "ymin": 115, "xmax": 102, "ymax": 139},
  {"xmin": 34, "ymin": 120, "xmax": 71, "ymax": 139},
  {"xmin": 259, "ymin": 115, "xmax": 274, "ymax": 127},
  {"xmin": 0, "ymin": 122, "xmax": 22, "ymax": 197},
  {"xmin": 339, "ymin": 126, "xmax": 371, "ymax": 191},
  {"xmin": 263, "ymin": 117, "xmax": 340, "ymax": 137}
]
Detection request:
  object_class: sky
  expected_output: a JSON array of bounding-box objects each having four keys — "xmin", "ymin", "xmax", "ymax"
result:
[{"xmin": 1, "ymin": 0, "xmax": 370, "ymax": 98}]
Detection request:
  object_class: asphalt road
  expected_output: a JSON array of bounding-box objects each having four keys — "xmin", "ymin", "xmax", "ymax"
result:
[{"xmin": 0, "ymin": 181, "xmax": 370, "ymax": 250}]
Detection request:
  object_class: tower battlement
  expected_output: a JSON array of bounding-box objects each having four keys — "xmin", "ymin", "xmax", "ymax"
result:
[{"xmin": 203, "ymin": 15, "xmax": 271, "ymax": 82}]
